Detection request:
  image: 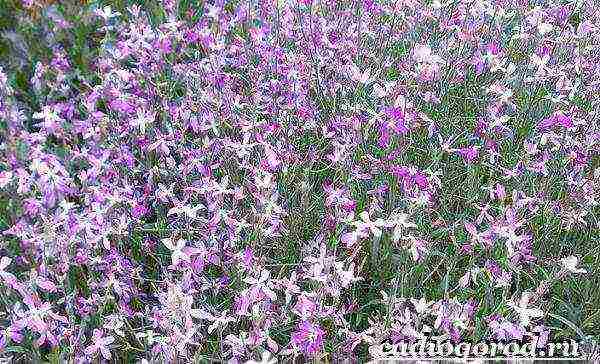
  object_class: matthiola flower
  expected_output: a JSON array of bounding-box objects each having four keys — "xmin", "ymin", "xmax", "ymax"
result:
[
  {"xmin": 167, "ymin": 203, "xmax": 205, "ymax": 220},
  {"xmin": 385, "ymin": 211, "xmax": 417, "ymax": 243},
  {"xmin": 0, "ymin": 256, "xmax": 16, "ymax": 283},
  {"xmin": 403, "ymin": 235, "xmax": 429, "ymax": 262},
  {"xmin": 36, "ymin": 277, "xmax": 57, "ymax": 293},
  {"xmin": 537, "ymin": 112, "xmax": 573, "ymax": 130},
  {"xmin": 291, "ymin": 321, "xmax": 325, "ymax": 357},
  {"xmin": 385, "ymin": 107, "xmax": 409, "ymax": 135},
  {"xmin": 530, "ymin": 325, "xmax": 550, "ymax": 348},
  {"xmin": 0, "ymin": 0, "xmax": 597, "ymax": 361},
  {"xmin": 340, "ymin": 230, "xmax": 360, "ymax": 248},
  {"xmin": 560, "ymin": 256, "xmax": 586, "ymax": 274},
  {"xmin": 85, "ymin": 329, "xmax": 115, "ymax": 360},
  {"xmin": 1, "ymin": 322, "xmax": 24, "ymax": 349},
  {"xmin": 32, "ymin": 105, "xmax": 63, "ymax": 133},
  {"xmin": 161, "ymin": 238, "xmax": 201, "ymax": 267},
  {"xmin": 341, "ymin": 211, "xmax": 386, "ymax": 248},
  {"xmin": 456, "ymin": 146, "xmax": 479, "ymax": 163},
  {"xmin": 487, "ymin": 314, "xmax": 526, "ymax": 341},
  {"xmin": 276, "ymin": 271, "xmax": 301, "ymax": 305},
  {"xmin": 246, "ymin": 351, "xmax": 277, "ymax": 364},
  {"xmin": 508, "ymin": 292, "xmax": 544, "ymax": 327},
  {"xmin": 95, "ymin": 6, "xmax": 121, "ymax": 21},
  {"xmin": 293, "ymin": 294, "xmax": 317, "ymax": 319},
  {"xmin": 458, "ymin": 267, "xmax": 481, "ymax": 288},
  {"xmin": 464, "ymin": 222, "xmax": 494, "ymax": 249},
  {"xmin": 130, "ymin": 109, "xmax": 155, "ymax": 133},
  {"xmin": 243, "ymin": 269, "xmax": 277, "ymax": 301},
  {"xmin": 351, "ymin": 211, "xmax": 386, "ymax": 238},
  {"xmin": 103, "ymin": 315, "xmax": 125, "ymax": 337},
  {"xmin": 191, "ymin": 309, "xmax": 236, "ymax": 334},
  {"xmin": 335, "ymin": 261, "xmax": 362, "ymax": 289},
  {"xmin": 0, "ymin": 171, "xmax": 12, "ymax": 188},
  {"xmin": 346, "ymin": 62, "xmax": 374, "ymax": 84},
  {"xmin": 413, "ymin": 44, "xmax": 443, "ymax": 64}
]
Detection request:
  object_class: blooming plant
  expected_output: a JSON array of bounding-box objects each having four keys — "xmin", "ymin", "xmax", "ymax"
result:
[{"xmin": 0, "ymin": 0, "xmax": 599, "ymax": 362}]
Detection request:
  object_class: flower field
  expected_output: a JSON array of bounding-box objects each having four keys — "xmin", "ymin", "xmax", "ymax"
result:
[{"xmin": 0, "ymin": 0, "xmax": 599, "ymax": 362}]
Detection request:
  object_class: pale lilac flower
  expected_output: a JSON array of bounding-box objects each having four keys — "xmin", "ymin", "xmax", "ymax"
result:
[
  {"xmin": 413, "ymin": 44, "xmax": 443, "ymax": 64},
  {"xmin": 85, "ymin": 329, "xmax": 115, "ymax": 360},
  {"xmin": 161, "ymin": 238, "xmax": 193, "ymax": 266},
  {"xmin": 0, "ymin": 171, "xmax": 12, "ymax": 188},
  {"xmin": 351, "ymin": 211, "xmax": 386, "ymax": 238},
  {"xmin": 243, "ymin": 269, "xmax": 277, "ymax": 301},
  {"xmin": 346, "ymin": 63, "xmax": 373, "ymax": 84},
  {"xmin": 32, "ymin": 105, "xmax": 63, "ymax": 133}
]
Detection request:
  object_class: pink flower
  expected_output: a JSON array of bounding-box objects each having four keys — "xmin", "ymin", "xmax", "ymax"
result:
[
  {"xmin": 291, "ymin": 321, "xmax": 324, "ymax": 357},
  {"xmin": 37, "ymin": 277, "xmax": 57, "ymax": 293},
  {"xmin": 537, "ymin": 112, "xmax": 573, "ymax": 130},
  {"xmin": 456, "ymin": 147, "xmax": 479, "ymax": 163},
  {"xmin": 293, "ymin": 294, "xmax": 317, "ymax": 319}
]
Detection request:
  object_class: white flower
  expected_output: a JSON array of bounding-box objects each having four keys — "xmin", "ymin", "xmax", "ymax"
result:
[
  {"xmin": 352, "ymin": 211, "xmax": 386, "ymax": 238},
  {"xmin": 95, "ymin": 6, "xmax": 121, "ymax": 21},
  {"xmin": 508, "ymin": 292, "xmax": 544, "ymax": 327},
  {"xmin": 130, "ymin": 109, "xmax": 155, "ymax": 134},
  {"xmin": 560, "ymin": 256, "xmax": 587, "ymax": 274},
  {"xmin": 161, "ymin": 238, "xmax": 188, "ymax": 266},
  {"xmin": 167, "ymin": 203, "xmax": 205, "ymax": 220},
  {"xmin": 537, "ymin": 22, "xmax": 553, "ymax": 35},
  {"xmin": 411, "ymin": 297, "xmax": 433, "ymax": 314},
  {"xmin": 0, "ymin": 256, "xmax": 16, "ymax": 282},
  {"xmin": 386, "ymin": 212, "xmax": 417, "ymax": 243}
]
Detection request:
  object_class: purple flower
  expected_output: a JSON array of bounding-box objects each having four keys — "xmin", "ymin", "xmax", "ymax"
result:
[
  {"xmin": 456, "ymin": 147, "xmax": 479, "ymax": 163},
  {"xmin": 537, "ymin": 112, "xmax": 573, "ymax": 130},
  {"xmin": 413, "ymin": 172, "xmax": 429, "ymax": 189},
  {"xmin": 131, "ymin": 203, "xmax": 147, "ymax": 219},
  {"xmin": 291, "ymin": 321, "xmax": 325, "ymax": 357},
  {"xmin": 386, "ymin": 107, "xmax": 409, "ymax": 135},
  {"xmin": 377, "ymin": 122, "xmax": 391, "ymax": 148}
]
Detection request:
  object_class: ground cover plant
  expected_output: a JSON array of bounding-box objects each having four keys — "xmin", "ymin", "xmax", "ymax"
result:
[{"xmin": 0, "ymin": 0, "xmax": 599, "ymax": 362}]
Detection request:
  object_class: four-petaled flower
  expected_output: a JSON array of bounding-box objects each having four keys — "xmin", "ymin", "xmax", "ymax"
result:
[
  {"xmin": 508, "ymin": 292, "xmax": 544, "ymax": 327},
  {"xmin": 291, "ymin": 321, "xmax": 325, "ymax": 357},
  {"xmin": 385, "ymin": 212, "xmax": 417, "ymax": 243},
  {"xmin": 85, "ymin": 329, "xmax": 115, "ymax": 360},
  {"xmin": 161, "ymin": 238, "xmax": 201, "ymax": 267},
  {"xmin": 351, "ymin": 211, "xmax": 387, "ymax": 238}
]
